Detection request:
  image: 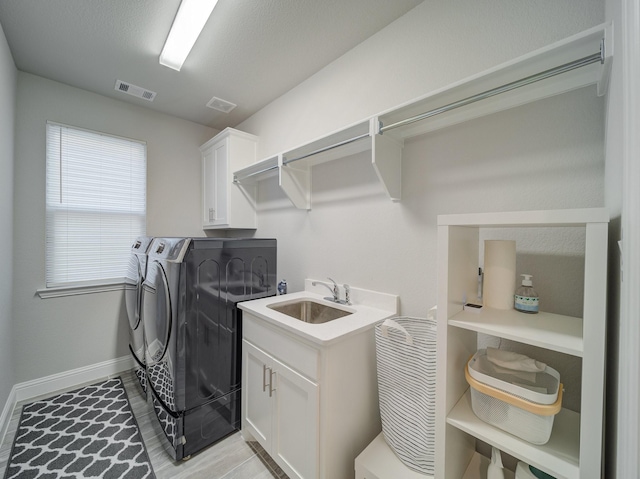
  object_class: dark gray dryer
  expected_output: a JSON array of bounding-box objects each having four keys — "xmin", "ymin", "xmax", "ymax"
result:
[
  {"xmin": 124, "ymin": 236, "xmax": 154, "ymax": 396},
  {"xmin": 142, "ymin": 237, "xmax": 276, "ymax": 460}
]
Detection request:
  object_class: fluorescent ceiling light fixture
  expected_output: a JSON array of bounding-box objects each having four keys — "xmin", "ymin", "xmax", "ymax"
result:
[{"xmin": 159, "ymin": 0, "xmax": 219, "ymax": 71}]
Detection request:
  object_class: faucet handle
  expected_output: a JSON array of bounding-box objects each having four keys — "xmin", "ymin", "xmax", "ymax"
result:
[
  {"xmin": 343, "ymin": 284, "xmax": 351, "ymax": 305},
  {"xmin": 327, "ymin": 277, "xmax": 339, "ymax": 298}
]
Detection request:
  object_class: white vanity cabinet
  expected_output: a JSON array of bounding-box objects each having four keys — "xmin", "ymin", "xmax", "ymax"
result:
[
  {"xmin": 436, "ymin": 208, "xmax": 608, "ymax": 479},
  {"xmin": 200, "ymin": 128, "xmax": 257, "ymax": 229},
  {"xmin": 243, "ymin": 339, "xmax": 319, "ymax": 479},
  {"xmin": 241, "ymin": 310, "xmax": 384, "ymax": 479}
]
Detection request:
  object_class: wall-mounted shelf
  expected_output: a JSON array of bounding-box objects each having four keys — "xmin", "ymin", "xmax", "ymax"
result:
[
  {"xmin": 233, "ymin": 120, "xmax": 402, "ymax": 209},
  {"xmin": 233, "ymin": 155, "xmax": 279, "ymax": 185},
  {"xmin": 282, "ymin": 121, "xmax": 371, "ymax": 166},
  {"xmin": 232, "ymin": 22, "xmax": 612, "ymax": 210},
  {"xmin": 375, "ymin": 22, "xmax": 612, "ymax": 141}
]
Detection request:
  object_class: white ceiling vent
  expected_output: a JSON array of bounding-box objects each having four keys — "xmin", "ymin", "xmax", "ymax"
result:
[
  {"xmin": 206, "ymin": 96, "xmax": 236, "ymax": 113},
  {"xmin": 115, "ymin": 80, "xmax": 157, "ymax": 102}
]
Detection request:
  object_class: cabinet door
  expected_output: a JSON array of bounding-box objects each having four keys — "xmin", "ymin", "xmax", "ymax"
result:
[
  {"xmin": 202, "ymin": 139, "xmax": 228, "ymax": 227},
  {"xmin": 243, "ymin": 340, "xmax": 273, "ymax": 451},
  {"xmin": 272, "ymin": 359, "xmax": 319, "ymax": 479}
]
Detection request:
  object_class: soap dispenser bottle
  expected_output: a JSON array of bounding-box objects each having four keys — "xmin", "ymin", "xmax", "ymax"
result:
[
  {"xmin": 515, "ymin": 274, "xmax": 539, "ymax": 314},
  {"xmin": 487, "ymin": 446, "xmax": 505, "ymax": 479}
]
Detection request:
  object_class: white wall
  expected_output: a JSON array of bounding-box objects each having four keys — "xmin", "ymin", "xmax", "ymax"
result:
[
  {"xmin": 12, "ymin": 73, "xmax": 216, "ymax": 383},
  {"xmin": 0, "ymin": 21, "xmax": 16, "ymax": 407}
]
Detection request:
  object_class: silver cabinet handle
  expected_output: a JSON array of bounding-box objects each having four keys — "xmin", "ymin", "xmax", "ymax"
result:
[
  {"xmin": 269, "ymin": 370, "xmax": 276, "ymax": 397},
  {"xmin": 209, "ymin": 208, "xmax": 215, "ymax": 222},
  {"xmin": 262, "ymin": 364, "xmax": 271, "ymax": 392}
]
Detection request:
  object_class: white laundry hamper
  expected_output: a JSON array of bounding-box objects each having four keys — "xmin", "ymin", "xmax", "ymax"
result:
[{"xmin": 374, "ymin": 310, "xmax": 437, "ymax": 476}]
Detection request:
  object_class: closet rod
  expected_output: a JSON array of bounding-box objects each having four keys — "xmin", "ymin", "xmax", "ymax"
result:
[
  {"xmin": 379, "ymin": 50, "xmax": 603, "ymax": 134},
  {"xmin": 233, "ymin": 164, "xmax": 278, "ymax": 184},
  {"xmin": 282, "ymin": 132, "xmax": 370, "ymax": 166},
  {"xmin": 233, "ymin": 130, "xmax": 371, "ymax": 183}
]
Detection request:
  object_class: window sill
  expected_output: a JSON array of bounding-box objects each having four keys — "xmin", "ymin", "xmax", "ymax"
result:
[{"xmin": 36, "ymin": 280, "xmax": 127, "ymax": 299}]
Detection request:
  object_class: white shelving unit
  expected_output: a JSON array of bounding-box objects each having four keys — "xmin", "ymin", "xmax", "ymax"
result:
[
  {"xmin": 232, "ymin": 22, "xmax": 611, "ymax": 210},
  {"xmin": 436, "ymin": 208, "xmax": 608, "ymax": 479}
]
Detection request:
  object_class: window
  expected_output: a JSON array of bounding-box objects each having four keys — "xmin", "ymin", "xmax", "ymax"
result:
[{"xmin": 45, "ymin": 122, "xmax": 146, "ymax": 288}]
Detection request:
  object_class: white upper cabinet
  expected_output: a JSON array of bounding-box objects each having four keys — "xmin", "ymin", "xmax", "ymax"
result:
[{"xmin": 201, "ymin": 128, "xmax": 258, "ymax": 229}]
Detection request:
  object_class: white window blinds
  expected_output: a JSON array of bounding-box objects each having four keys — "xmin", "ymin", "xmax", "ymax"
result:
[{"xmin": 45, "ymin": 122, "xmax": 147, "ymax": 287}]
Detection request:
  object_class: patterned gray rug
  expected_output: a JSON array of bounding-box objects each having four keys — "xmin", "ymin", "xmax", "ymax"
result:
[{"xmin": 4, "ymin": 377, "xmax": 155, "ymax": 479}]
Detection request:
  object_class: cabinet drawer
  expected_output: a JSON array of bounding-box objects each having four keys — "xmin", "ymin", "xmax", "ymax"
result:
[{"xmin": 244, "ymin": 315, "xmax": 319, "ymax": 381}]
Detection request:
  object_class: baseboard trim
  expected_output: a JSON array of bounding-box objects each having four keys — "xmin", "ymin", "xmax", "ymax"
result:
[
  {"xmin": 0, "ymin": 355, "xmax": 133, "ymax": 447},
  {"xmin": 0, "ymin": 384, "xmax": 17, "ymax": 449}
]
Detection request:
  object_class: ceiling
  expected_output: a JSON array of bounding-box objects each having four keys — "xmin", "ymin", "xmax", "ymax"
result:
[{"xmin": 0, "ymin": 0, "xmax": 423, "ymax": 130}]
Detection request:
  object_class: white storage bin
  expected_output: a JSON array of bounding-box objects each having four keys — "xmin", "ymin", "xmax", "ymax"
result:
[{"xmin": 465, "ymin": 349, "xmax": 563, "ymax": 445}]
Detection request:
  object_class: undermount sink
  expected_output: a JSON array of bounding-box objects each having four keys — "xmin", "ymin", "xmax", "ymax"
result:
[{"xmin": 267, "ymin": 299, "xmax": 352, "ymax": 324}]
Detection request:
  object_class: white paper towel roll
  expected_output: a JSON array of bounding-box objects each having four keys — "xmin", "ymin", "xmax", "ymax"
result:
[{"xmin": 483, "ymin": 240, "xmax": 516, "ymax": 310}]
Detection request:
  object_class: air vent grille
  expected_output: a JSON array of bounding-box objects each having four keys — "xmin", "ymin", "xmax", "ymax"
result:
[
  {"xmin": 206, "ymin": 96, "xmax": 236, "ymax": 113},
  {"xmin": 115, "ymin": 80, "xmax": 156, "ymax": 102}
]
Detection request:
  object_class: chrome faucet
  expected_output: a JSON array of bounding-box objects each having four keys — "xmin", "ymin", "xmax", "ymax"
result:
[
  {"xmin": 312, "ymin": 277, "xmax": 340, "ymax": 302},
  {"xmin": 312, "ymin": 277, "xmax": 351, "ymax": 305}
]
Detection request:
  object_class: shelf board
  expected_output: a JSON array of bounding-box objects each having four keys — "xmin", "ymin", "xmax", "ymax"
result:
[
  {"xmin": 438, "ymin": 207, "xmax": 609, "ymax": 228},
  {"xmin": 233, "ymin": 155, "xmax": 279, "ymax": 185},
  {"xmin": 377, "ymin": 22, "xmax": 611, "ymax": 141},
  {"xmin": 282, "ymin": 120, "xmax": 371, "ymax": 166},
  {"xmin": 233, "ymin": 119, "xmax": 402, "ymax": 209},
  {"xmin": 449, "ymin": 307, "xmax": 583, "ymax": 357},
  {"xmin": 447, "ymin": 391, "xmax": 580, "ymax": 479}
]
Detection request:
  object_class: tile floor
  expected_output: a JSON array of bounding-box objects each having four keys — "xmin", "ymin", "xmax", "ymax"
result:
[{"xmin": 0, "ymin": 370, "xmax": 289, "ymax": 479}]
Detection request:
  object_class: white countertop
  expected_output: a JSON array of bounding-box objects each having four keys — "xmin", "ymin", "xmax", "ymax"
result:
[{"xmin": 238, "ymin": 280, "xmax": 399, "ymax": 345}]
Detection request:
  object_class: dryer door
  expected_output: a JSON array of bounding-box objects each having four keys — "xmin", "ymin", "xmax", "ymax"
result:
[
  {"xmin": 142, "ymin": 259, "xmax": 176, "ymax": 411},
  {"xmin": 125, "ymin": 254, "xmax": 144, "ymax": 332},
  {"xmin": 126, "ymin": 252, "xmax": 147, "ymax": 393}
]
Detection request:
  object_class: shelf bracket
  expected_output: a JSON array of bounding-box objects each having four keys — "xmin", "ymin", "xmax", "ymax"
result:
[
  {"xmin": 371, "ymin": 117, "xmax": 402, "ymax": 201},
  {"xmin": 279, "ymin": 155, "xmax": 311, "ymax": 210},
  {"xmin": 597, "ymin": 24, "xmax": 614, "ymax": 97}
]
